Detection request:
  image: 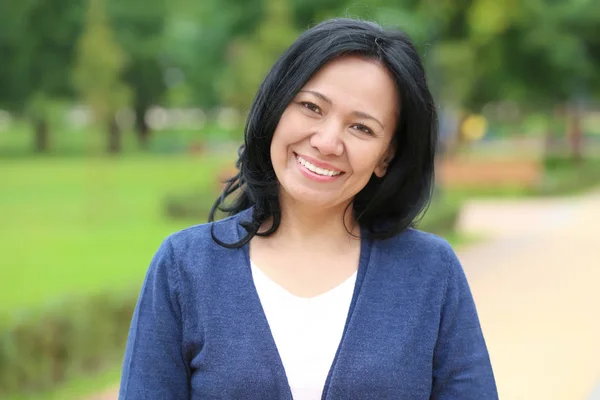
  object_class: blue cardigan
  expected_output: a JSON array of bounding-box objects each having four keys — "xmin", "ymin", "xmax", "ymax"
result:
[{"xmin": 119, "ymin": 210, "xmax": 498, "ymax": 399}]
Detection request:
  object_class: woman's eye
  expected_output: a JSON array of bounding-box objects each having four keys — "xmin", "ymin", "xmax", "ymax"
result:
[
  {"xmin": 352, "ymin": 124, "xmax": 373, "ymax": 135},
  {"xmin": 300, "ymin": 102, "xmax": 322, "ymax": 114}
]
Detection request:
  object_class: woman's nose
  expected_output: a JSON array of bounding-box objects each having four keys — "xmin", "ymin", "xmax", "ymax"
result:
[{"xmin": 309, "ymin": 121, "xmax": 344, "ymax": 156}]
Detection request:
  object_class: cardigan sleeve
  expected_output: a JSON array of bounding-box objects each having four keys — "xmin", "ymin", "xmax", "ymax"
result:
[
  {"xmin": 119, "ymin": 237, "xmax": 190, "ymax": 400},
  {"xmin": 430, "ymin": 248, "xmax": 498, "ymax": 399}
]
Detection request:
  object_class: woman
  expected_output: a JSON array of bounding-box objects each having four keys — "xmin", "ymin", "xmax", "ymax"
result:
[{"xmin": 119, "ymin": 18, "xmax": 497, "ymax": 399}]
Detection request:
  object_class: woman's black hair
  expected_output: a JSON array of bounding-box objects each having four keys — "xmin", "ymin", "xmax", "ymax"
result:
[{"xmin": 209, "ymin": 18, "xmax": 438, "ymax": 248}]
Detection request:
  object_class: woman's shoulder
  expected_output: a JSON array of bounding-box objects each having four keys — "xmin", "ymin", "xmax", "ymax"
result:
[
  {"xmin": 166, "ymin": 209, "xmax": 251, "ymax": 250},
  {"xmin": 375, "ymin": 227, "xmax": 463, "ymax": 278},
  {"xmin": 153, "ymin": 210, "xmax": 251, "ymax": 277},
  {"xmin": 383, "ymin": 227, "xmax": 456, "ymax": 256}
]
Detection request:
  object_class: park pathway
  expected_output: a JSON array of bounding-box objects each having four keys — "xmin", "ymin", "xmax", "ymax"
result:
[
  {"xmin": 86, "ymin": 188, "xmax": 600, "ymax": 400},
  {"xmin": 457, "ymin": 188, "xmax": 600, "ymax": 399}
]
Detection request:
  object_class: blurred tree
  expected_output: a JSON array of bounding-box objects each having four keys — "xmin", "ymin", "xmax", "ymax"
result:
[
  {"xmin": 219, "ymin": 0, "xmax": 298, "ymax": 111},
  {"xmin": 0, "ymin": 0, "xmax": 82, "ymax": 152},
  {"xmin": 461, "ymin": 0, "xmax": 599, "ymax": 160},
  {"xmin": 108, "ymin": 0, "xmax": 168, "ymax": 149},
  {"xmin": 161, "ymin": 0, "xmax": 263, "ymax": 109},
  {"xmin": 291, "ymin": 0, "xmax": 350, "ymax": 27},
  {"xmin": 73, "ymin": 0, "xmax": 131, "ymax": 154},
  {"xmin": 1, "ymin": 0, "xmax": 598, "ymax": 156}
]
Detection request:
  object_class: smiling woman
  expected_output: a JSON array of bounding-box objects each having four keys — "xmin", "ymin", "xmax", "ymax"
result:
[{"xmin": 119, "ymin": 18, "xmax": 498, "ymax": 400}]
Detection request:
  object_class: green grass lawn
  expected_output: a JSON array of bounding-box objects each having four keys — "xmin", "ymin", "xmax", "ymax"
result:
[{"xmin": 0, "ymin": 154, "xmax": 233, "ymax": 314}]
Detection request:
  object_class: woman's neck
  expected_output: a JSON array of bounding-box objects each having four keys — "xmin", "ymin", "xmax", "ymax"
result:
[{"xmin": 259, "ymin": 198, "xmax": 360, "ymax": 250}]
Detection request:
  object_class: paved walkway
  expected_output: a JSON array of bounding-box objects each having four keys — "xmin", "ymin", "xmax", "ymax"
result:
[
  {"xmin": 86, "ymin": 188, "xmax": 600, "ymax": 400},
  {"xmin": 458, "ymin": 188, "xmax": 600, "ymax": 400}
]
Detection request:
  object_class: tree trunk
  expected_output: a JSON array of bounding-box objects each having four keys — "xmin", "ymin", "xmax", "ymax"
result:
[
  {"xmin": 135, "ymin": 106, "xmax": 150, "ymax": 150},
  {"xmin": 34, "ymin": 118, "xmax": 49, "ymax": 153},
  {"xmin": 567, "ymin": 106, "xmax": 583, "ymax": 163},
  {"xmin": 108, "ymin": 117, "xmax": 121, "ymax": 154}
]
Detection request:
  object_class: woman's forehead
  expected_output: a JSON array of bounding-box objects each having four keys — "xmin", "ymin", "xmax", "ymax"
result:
[{"xmin": 299, "ymin": 56, "xmax": 399, "ymax": 123}]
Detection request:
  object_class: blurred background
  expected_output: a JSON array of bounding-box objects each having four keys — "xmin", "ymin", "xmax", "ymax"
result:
[{"xmin": 0, "ymin": 0, "xmax": 599, "ymax": 399}]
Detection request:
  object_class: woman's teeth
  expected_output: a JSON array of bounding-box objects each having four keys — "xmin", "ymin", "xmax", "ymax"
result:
[{"xmin": 296, "ymin": 155, "xmax": 342, "ymax": 177}]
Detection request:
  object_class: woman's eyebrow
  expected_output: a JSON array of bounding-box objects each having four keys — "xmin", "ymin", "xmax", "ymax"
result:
[
  {"xmin": 351, "ymin": 111, "xmax": 384, "ymax": 129},
  {"xmin": 299, "ymin": 90, "xmax": 332, "ymax": 104}
]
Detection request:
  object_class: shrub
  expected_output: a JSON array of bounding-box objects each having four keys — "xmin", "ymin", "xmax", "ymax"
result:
[
  {"xmin": 0, "ymin": 289, "xmax": 137, "ymax": 397},
  {"xmin": 163, "ymin": 167, "xmax": 235, "ymax": 221},
  {"xmin": 163, "ymin": 189, "xmax": 217, "ymax": 220},
  {"xmin": 416, "ymin": 195, "xmax": 462, "ymax": 236},
  {"xmin": 538, "ymin": 156, "xmax": 600, "ymax": 196}
]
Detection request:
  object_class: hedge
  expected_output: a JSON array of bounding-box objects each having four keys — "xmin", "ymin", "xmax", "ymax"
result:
[
  {"xmin": 163, "ymin": 189, "xmax": 217, "ymax": 221},
  {"xmin": 416, "ymin": 195, "xmax": 462, "ymax": 236},
  {"xmin": 537, "ymin": 156, "xmax": 600, "ymax": 196},
  {"xmin": 0, "ymin": 290, "xmax": 137, "ymax": 397}
]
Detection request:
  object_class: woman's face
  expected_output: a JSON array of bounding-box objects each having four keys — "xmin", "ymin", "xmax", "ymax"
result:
[{"xmin": 270, "ymin": 55, "xmax": 399, "ymax": 212}]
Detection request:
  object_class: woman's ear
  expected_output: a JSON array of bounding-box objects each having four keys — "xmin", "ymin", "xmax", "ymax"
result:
[{"xmin": 374, "ymin": 143, "xmax": 396, "ymax": 178}]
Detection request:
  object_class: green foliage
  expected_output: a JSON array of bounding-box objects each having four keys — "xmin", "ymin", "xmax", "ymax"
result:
[
  {"xmin": 4, "ymin": 365, "xmax": 121, "ymax": 400},
  {"xmin": 292, "ymin": 0, "xmax": 348, "ymax": 27},
  {"xmin": 0, "ymin": 290, "xmax": 136, "ymax": 396},
  {"xmin": 431, "ymin": 40, "xmax": 478, "ymax": 106},
  {"xmin": 0, "ymin": 0, "xmax": 83, "ymax": 152},
  {"xmin": 0, "ymin": 0, "xmax": 83, "ymax": 110},
  {"xmin": 467, "ymin": 0, "xmax": 519, "ymax": 41},
  {"xmin": 73, "ymin": 0, "xmax": 130, "ymax": 126},
  {"xmin": 417, "ymin": 191, "xmax": 463, "ymax": 235},
  {"xmin": 465, "ymin": 0, "xmax": 598, "ymax": 108},
  {"xmin": 2, "ymin": 0, "xmax": 599, "ymax": 119},
  {"xmin": 219, "ymin": 0, "xmax": 298, "ymax": 111},
  {"xmin": 160, "ymin": 0, "xmax": 262, "ymax": 108},
  {"xmin": 108, "ymin": 0, "xmax": 168, "ymax": 138},
  {"xmin": 163, "ymin": 188, "xmax": 222, "ymax": 220},
  {"xmin": 538, "ymin": 156, "xmax": 600, "ymax": 195}
]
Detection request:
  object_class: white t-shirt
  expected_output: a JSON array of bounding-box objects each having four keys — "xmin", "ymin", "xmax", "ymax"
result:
[{"xmin": 250, "ymin": 261, "xmax": 357, "ymax": 400}]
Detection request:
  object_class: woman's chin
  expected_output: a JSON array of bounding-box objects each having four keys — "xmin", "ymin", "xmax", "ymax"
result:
[{"xmin": 280, "ymin": 185, "xmax": 350, "ymax": 212}]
